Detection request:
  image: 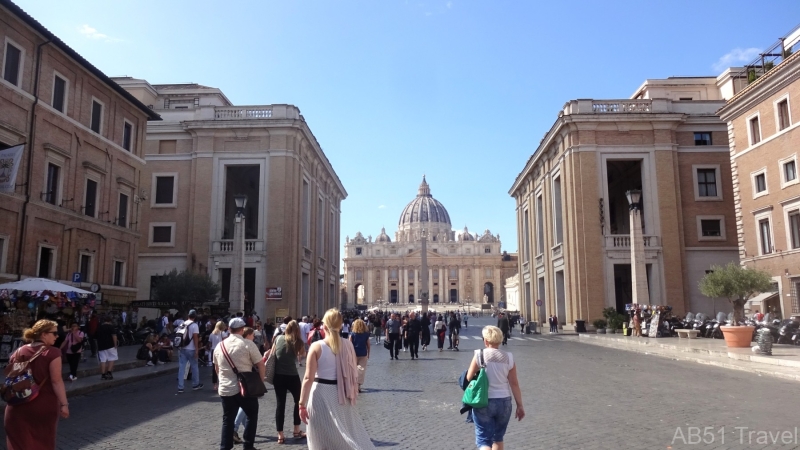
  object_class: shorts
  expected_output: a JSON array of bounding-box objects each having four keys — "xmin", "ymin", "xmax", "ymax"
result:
[
  {"xmin": 97, "ymin": 348, "xmax": 119, "ymax": 363},
  {"xmin": 472, "ymin": 396, "xmax": 512, "ymax": 447}
]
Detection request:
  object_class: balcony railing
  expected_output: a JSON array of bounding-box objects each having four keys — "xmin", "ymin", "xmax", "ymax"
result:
[
  {"xmin": 535, "ymin": 254, "xmax": 543, "ymax": 267},
  {"xmin": 551, "ymin": 243, "xmax": 563, "ymax": 258},
  {"xmin": 214, "ymin": 106, "xmax": 273, "ymax": 120},
  {"xmin": 605, "ymin": 235, "xmax": 660, "ymax": 248},
  {"xmin": 592, "ymin": 101, "xmax": 651, "ymax": 113},
  {"xmin": 522, "ymin": 261, "xmax": 529, "ymax": 273},
  {"xmin": 212, "ymin": 240, "xmax": 263, "ymax": 252}
]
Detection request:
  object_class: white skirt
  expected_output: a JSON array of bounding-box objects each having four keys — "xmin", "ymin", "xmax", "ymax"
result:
[{"xmin": 307, "ymin": 382, "xmax": 375, "ymax": 450}]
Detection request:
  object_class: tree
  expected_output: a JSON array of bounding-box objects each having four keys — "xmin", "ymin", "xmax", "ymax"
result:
[
  {"xmin": 698, "ymin": 262, "xmax": 772, "ymax": 324},
  {"xmin": 151, "ymin": 269, "xmax": 220, "ymax": 308}
]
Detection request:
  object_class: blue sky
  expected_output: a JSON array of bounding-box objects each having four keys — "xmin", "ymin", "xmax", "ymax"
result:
[{"xmin": 16, "ymin": 0, "xmax": 800, "ymax": 259}]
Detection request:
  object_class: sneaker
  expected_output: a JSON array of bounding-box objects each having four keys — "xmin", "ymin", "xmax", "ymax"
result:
[
  {"xmin": 233, "ymin": 432, "xmax": 243, "ymax": 444},
  {"xmin": 101, "ymin": 373, "xmax": 108, "ymax": 380},
  {"xmin": 177, "ymin": 388, "xmax": 184, "ymax": 394},
  {"xmin": 157, "ymin": 361, "xmax": 166, "ymax": 365},
  {"xmin": 68, "ymin": 374, "xmax": 77, "ymax": 381},
  {"xmin": 106, "ymin": 372, "xmax": 114, "ymax": 380},
  {"xmin": 192, "ymin": 383, "xmax": 204, "ymax": 391},
  {"xmin": 146, "ymin": 361, "xmax": 154, "ymax": 366}
]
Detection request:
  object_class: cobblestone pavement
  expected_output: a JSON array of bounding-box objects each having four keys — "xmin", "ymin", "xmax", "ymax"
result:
[{"xmin": 6, "ymin": 317, "xmax": 800, "ymax": 449}]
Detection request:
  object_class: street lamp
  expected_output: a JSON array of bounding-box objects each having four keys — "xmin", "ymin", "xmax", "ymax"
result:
[
  {"xmin": 625, "ymin": 189, "xmax": 650, "ymax": 306},
  {"xmin": 230, "ymin": 194, "xmax": 248, "ymax": 314}
]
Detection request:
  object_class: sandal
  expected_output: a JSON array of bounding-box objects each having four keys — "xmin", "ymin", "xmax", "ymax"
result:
[
  {"xmin": 293, "ymin": 431, "xmax": 307, "ymax": 439},
  {"xmin": 277, "ymin": 436, "xmax": 285, "ymax": 444}
]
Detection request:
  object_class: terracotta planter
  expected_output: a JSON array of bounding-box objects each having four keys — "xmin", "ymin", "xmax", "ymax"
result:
[{"xmin": 720, "ymin": 325, "xmax": 755, "ymax": 348}]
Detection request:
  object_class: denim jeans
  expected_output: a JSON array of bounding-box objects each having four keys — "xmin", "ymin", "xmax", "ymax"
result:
[
  {"xmin": 234, "ymin": 407, "xmax": 248, "ymax": 431},
  {"xmin": 472, "ymin": 396, "xmax": 512, "ymax": 448},
  {"xmin": 178, "ymin": 348, "xmax": 200, "ymax": 390},
  {"xmin": 220, "ymin": 394, "xmax": 259, "ymax": 450}
]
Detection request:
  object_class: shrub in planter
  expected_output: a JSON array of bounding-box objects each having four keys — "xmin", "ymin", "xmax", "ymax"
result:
[{"xmin": 592, "ymin": 319, "xmax": 607, "ymax": 334}]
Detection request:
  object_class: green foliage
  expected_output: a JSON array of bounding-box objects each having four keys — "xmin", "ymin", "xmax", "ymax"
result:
[
  {"xmin": 699, "ymin": 262, "xmax": 773, "ymax": 323},
  {"xmin": 601, "ymin": 307, "xmax": 617, "ymax": 320},
  {"xmin": 592, "ymin": 318, "xmax": 607, "ymax": 329},
  {"xmin": 600, "ymin": 307, "xmax": 625, "ymax": 329},
  {"xmin": 151, "ymin": 269, "xmax": 220, "ymax": 307}
]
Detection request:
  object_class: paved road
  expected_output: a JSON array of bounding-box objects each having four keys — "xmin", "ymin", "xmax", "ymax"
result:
[{"xmin": 6, "ymin": 317, "xmax": 800, "ymax": 449}]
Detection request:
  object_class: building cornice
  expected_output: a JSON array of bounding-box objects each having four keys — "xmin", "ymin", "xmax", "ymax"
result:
[{"xmin": 718, "ymin": 54, "xmax": 800, "ymax": 121}]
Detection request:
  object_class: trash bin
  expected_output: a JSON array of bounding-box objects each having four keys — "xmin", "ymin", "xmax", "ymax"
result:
[
  {"xmin": 575, "ymin": 320, "xmax": 587, "ymax": 333},
  {"xmin": 526, "ymin": 321, "xmax": 537, "ymax": 334}
]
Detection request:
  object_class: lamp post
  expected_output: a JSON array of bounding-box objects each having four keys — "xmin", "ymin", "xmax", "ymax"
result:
[
  {"xmin": 229, "ymin": 194, "xmax": 247, "ymax": 314},
  {"xmin": 625, "ymin": 189, "xmax": 650, "ymax": 305}
]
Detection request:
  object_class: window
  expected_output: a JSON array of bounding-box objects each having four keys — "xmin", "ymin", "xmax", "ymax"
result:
[
  {"xmin": 785, "ymin": 160, "xmax": 797, "ymax": 183},
  {"xmin": 301, "ymin": 179, "xmax": 310, "ymax": 247},
  {"xmin": 485, "ymin": 268, "xmax": 492, "ymax": 278},
  {"xmin": 701, "ymin": 220, "xmax": 721, "ymax": 237},
  {"xmin": 679, "ymin": 97, "xmax": 693, "ymax": 101},
  {"xmin": 536, "ymin": 195, "xmax": 544, "ymax": 254},
  {"xmin": 45, "ymin": 163, "xmax": 59, "ymax": 205},
  {"xmin": 749, "ymin": 115, "xmax": 761, "ymax": 145},
  {"xmin": 52, "ymin": 74, "xmax": 67, "ymax": 113},
  {"xmin": 90, "ymin": 99, "xmax": 103, "ymax": 134},
  {"xmin": 375, "ymin": 250, "xmax": 381, "ymax": 256},
  {"xmin": 113, "ymin": 261, "xmax": 125, "ymax": 286},
  {"xmin": 697, "ymin": 168, "xmax": 717, "ymax": 197},
  {"xmin": 449, "ymin": 248, "xmax": 456, "ymax": 254},
  {"xmin": 153, "ymin": 174, "xmax": 176, "ymax": 206},
  {"xmin": 122, "ymin": 121, "xmax": 133, "ymax": 151},
  {"xmin": 789, "ymin": 210, "xmax": 800, "ymax": 250},
  {"xmin": 0, "ymin": 236, "xmax": 7, "ymax": 273},
  {"xmin": 37, "ymin": 246, "xmax": 55, "ymax": 278},
  {"xmin": 317, "ymin": 198, "xmax": 324, "ymax": 257},
  {"xmin": 117, "ymin": 193, "xmax": 129, "ymax": 227},
  {"xmin": 3, "ymin": 41, "xmax": 22, "ymax": 86},
  {"xmin": 777, "ymin": 99, "xmax": 791, "ymax": 131},
  {"xmin": 754, "ymin": 172, "xmax": 767, "ymax": 194},
  {"xmin": 389, "ymin": 268, "xmax": 398, "ymax": 280},
  {"xmin": 449, "ymin": 268, "xmax": 457, "ymax": 279},
  {"xmin": 355, "ymin": 270, "xmax": 363, "ymax": 282},
  {"xmin": 79, "ymin": 254, "xmax": 92, "ymax": 283},
  {"xmin": 390, "ymin": 249, "xmax": 397, "ymax": 255},
  {"xmin": 151, "ymin": 224, "xmax": 174, "ymax": 245},
  {"xmin": 355, "ymin": 247, "xmax": 362, "ymax": 255},
  {"xmin": 84, "ymin": 178, "xmax": 98, "ymax": 217},
  {"xmin": 694, "ymin": 132, "xmax": 712, "ymax": 146},
  {"xmin": 484, "ymin": 246, "xmax": 491, "ymax": 253},
  {"xmin": 759, "ymin": 218, "xmax": 772, "ymax": 255}
]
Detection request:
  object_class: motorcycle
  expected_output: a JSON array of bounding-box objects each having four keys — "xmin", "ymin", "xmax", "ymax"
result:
[
  {"xmin": 134, "ymin": 326, "xmax": 155, "ymax": 344},
  {"xmin": 777, "ymin": 320, "xmax": 800, "ymax": 345}
]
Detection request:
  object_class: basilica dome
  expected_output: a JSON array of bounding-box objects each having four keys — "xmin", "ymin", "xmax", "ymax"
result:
[{"xmin": 398, "ymin": 176, "xmax": 452, "ymax": 229}]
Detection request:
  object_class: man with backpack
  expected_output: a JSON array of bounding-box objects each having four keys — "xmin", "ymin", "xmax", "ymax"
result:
[{"xmin": 176, "ymin": 309, "xmax": 203, "ymax": 393}]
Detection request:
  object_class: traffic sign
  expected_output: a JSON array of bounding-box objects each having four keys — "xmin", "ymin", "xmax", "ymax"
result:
[
  {"xmin": 72, "ymin": 272, "xmax": 81, "ymax": 283},
  {"xmin": 535, "ymin": 299, "xmax": 543, "ymax": 306}
]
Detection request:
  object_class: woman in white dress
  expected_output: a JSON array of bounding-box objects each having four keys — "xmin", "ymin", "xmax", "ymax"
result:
[{"xmin": 299, "ymin": 309, "xmax": 375, "ymax": 450}]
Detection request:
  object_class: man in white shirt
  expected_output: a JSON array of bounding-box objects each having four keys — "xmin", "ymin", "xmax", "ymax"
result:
[
  {"xmin": 177, "ymin": 309, "xmax": 203, "ymax": 393},
  {"xmin": 160, "ymin": 312, "xmax": 169, "ymax": 335}
]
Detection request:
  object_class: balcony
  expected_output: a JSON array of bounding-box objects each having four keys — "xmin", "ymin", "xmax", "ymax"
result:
[
  {"xmin": 214, "ymin": 106, "xmax": 273, "ymax": 120},
  {"xmin": 522, "ymin": 261, "xmax": 529, "ymax": 273},
  {"xmin": 535, "ymin": 254, "xmax": 543, "ymax": 267},
  {"xmin": 211, "ymin": 239, "xmax": 264, "ymax": 253},
  {"xmin": 551, "ymin": 243, "xmax": 563, "ymax": 259},
  {"xmin": 605, "ymin": 235, "xmax": 660, "ymax": 248},
  {"xmin": 591, "ymin": 101, "xmax": 651, "ymax": 113}
]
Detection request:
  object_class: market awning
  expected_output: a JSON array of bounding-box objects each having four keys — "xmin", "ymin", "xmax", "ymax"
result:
[{"xmin": 745, "ymin": 291, "xmax": 779, "ymax": 308}]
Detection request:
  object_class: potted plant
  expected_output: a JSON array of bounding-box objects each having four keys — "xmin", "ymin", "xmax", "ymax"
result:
[
  {"xmin": 592, "ymin": 319, "xmax": 607, "ymax": 334},
  {"xmin": 699, "ymin": 262, "xmax": 772, "ymax": 348},
  {"xmin": 602, "ymin": 307, "xmax": 618, "ymax": 334}
]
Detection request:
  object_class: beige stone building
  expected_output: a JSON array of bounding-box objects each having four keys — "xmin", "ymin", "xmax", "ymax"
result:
[
  {"xmin": 113, "ymin": 78, "xmax": 346, "ymax": 319},
  {"xmin": 509, "ymin": 77, "xmax": 740, "ymax": 328},
  {"xmin": 0, "ymin": 1, "xmax": 160, "ymax": 305},
  {"xmin": 718, "ymin": 26, "xmax": 800, "ymax": 318},
  {"xmin": 343, "ymin": 177, "xmax": 514, "ymax": 310}
]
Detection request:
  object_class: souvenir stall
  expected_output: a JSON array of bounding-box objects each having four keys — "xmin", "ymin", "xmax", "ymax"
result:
[
  {"xmin": 0, "ymin": 278, "xmax": 94, "ymax": 367},
  {"xmin": 626, "ymin": 304, "xmax": 673, "ymax": 338}
]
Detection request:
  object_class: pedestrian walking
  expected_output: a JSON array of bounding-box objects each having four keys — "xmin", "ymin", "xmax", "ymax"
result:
[
  {"xmin": 61, "ymin": 321, "xmax": 85, "ymax": 381},
  {"xmin": 385, "ymin": 313, "xmax": 401, "ymax": 360},
  {"xmin": 299, "ymin": 309, "xmax": 375, "ymax": 450},
  {"xmin": 448, "ymin": 313, "xmax": 461, "ymax": 351},
  {"xmin": 209, "ymin": 321, "xmax": 228, "ymax": 389},
  {"xmin": 96, "ymin": 316, "xmax": 118, "ymax": 379},
  {"xmin": 434, "ymin": 315, "xmax": 447, "ymax": 351},
  {"xmin": 269, "ymin": 320, "xmax": 306, "ymax": 444},
  {"xmin": 464, "ymin": 326, "xmax": 525, "ymax": 450},
  {"xmin": 464, "ymin": 314, "xmax": 469, "ymax": 328},
  {"xmin": 349, "ymin": 319, "xmax": 371, "ymax": 392},
  {"xmin": 497, "ymin": 313, "xmax": 510, "ymax": 346},
  {"xmin": 633, "ymin": 310, "xmax": 642, "ymax": 337},
  {"xmin": 214, "ymin": 318, "xmax": 265, "ymax": 450},
  {"xmin": 552, "ymin": 315, "xmax": 559, "ymax": 333},
  {"xmin": 176, "ymin": 309, "xmax": 203, "ymax": 393},
  {"xmin": 405, "ymin": 312, "xmax": 422, "ymax": 359},
  {"xmin": 5, "ymin": 320, "xmax": 70, "ymax": 450},
  {"xmin": 87, "ymin": 311, "xmax": 99, "ymax": 357},
  {"xmin": 420, "ymin": 312, "xmax": 431, "ymax": 351}
]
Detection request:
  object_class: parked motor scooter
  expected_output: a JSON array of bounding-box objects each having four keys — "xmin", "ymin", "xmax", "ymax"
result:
[
  {"xmin": 777, "ymin": 320, "xmax": 800, "ymax": 345},
  {"xmin": 134, "ymin": 326, "xmax": 154, "ymax": 344}
]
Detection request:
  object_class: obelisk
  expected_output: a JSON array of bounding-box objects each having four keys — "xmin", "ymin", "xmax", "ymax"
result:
[{"xmin": 420, "ymin": 228, "xmax": 429, "ymax": 313}]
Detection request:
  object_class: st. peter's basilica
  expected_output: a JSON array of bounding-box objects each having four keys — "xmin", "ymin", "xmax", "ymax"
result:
[{"xmin": 343, "ymin": 177, "xmax": 517, "ymax": 308}]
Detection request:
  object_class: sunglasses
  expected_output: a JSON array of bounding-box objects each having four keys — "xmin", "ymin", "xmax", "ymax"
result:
[{"xmin": 46, "ymin": 331, "xmax": 59, "ymax": 336}]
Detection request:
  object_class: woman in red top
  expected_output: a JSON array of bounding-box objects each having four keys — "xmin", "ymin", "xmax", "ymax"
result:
[{"xmin": 5, "ymin": 319, "xmax": 70, "ymax": 450}]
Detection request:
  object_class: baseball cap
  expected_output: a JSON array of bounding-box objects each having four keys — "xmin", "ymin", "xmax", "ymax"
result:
[
  {"xmin": 188, "ymin": 309, "xmax": 197, "ymax": 317},
  {"xmin": 229, "ymin": 317, "xmax": 246, "ymax": 329}
]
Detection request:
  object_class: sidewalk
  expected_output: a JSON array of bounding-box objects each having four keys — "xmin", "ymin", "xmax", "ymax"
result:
[
  {"xmin": 60, "ymin": 345, "xmax": 179, "ymax": 397},
  {"xmin": 577, "ymin": 332, "xmax": 800, "ymax": 382}
]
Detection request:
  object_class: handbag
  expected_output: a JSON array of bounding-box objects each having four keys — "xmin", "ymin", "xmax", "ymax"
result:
[
  {"xmin": 68, "ymin": 333, "xmax": 83, "ymax": 353},
  {"xmin": 383, "ymin": 339, "xmax": 392, "ymax": 350},
  {"xmin": 462, "ymin": 349, "xmax": 488, "ymax": 409},
  {"xmin": 219, "ymin": 341, "xmax": 267, "ymax": 398},
  {"xmin": 263, "ymin": 337, "xmax": 278, "ymax": 385}
]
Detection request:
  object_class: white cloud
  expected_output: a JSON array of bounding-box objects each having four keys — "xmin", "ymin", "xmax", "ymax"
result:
[
  {"xmin": 378, "ymin": 205, "xmax": 386, "ymax": 209},
  {"xmin": 78, "ymin": 24, "xmax": 122, "ymax": 42},
  {"xmin": 446, "ymin": 1, "xmax": 453, "ymax": 8},
  {"xmin": 712, "ymin": 47, "xmax": 761, "ymax": 72}
]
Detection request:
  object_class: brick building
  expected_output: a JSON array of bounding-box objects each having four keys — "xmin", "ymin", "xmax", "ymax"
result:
[
  {"xmin": 113, "ymin": 78, "xmax": 346, "ymax": 319},
  {"xmin": 0, "ymin": 0, "xmax": 160, "ymax": 305},
  {"xmin": 718, "ymin": 26, "xmax": 800, "ymax": 318},
  {"xmin": 509, "ymin": 77, "xmax": 739, "ymax": 328}
]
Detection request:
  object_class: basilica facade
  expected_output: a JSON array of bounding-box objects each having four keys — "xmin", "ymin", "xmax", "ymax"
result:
[{"xmin": 343, "ymin": 177, "xmax": 514, "ymax": 308}]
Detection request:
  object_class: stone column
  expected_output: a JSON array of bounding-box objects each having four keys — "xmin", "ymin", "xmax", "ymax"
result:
[
  {"xmin": 229, "ymin": 214, "xmax": 245, "ymax": 314},
  {"xmin": 630, "ymin": 208, "xmax": 650, "ymax": 305}
]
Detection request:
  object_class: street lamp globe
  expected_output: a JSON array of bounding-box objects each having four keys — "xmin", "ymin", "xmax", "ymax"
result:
[
  {"xmin": 234, "ymin": 194, "xmax": 248, "ymax": 215},
  {"xmin": 625, "ymin": 189, "xmax": 641, "ymax": 209}
]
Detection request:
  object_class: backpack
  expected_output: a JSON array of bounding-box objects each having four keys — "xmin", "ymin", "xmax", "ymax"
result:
[
  {"xmin": 172, "ymin": 321, "xmax": 193, "ymax": 348},
  {"xmin": 1, "ymin": 345, "xmax": 47, "ymax": 405},
  {"xmin": 310, "ymin": 328, "xmax": 322, "ymax": 344},
  {"xmin": 136, "ymin": 345, "xmax": 150, "ymax": 361}
]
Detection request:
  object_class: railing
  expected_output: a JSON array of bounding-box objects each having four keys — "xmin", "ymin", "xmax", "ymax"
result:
[
  {"xmin": 214, "ymin": 106, "xmax": 273, "ymax": 120},
  {"xmin": 592, "ymin": 101, "xmax": 651, "ymax": 113},
  {"xmin": 605, "ymin": 235, "xmax": 660, "ymax": 248},
  {"xmin": 535, "ymin": 254, "xmax": 543, "ymax": 267},
  {"xmin": 551, "ymin": 243, "xmax": 563, "ymax": 258},
  {"xmin": 732, "ymin": 24, "xmax": 800, "ymax": 88},
  {"xmin": 318, "ymin": 257, "xmax": 326, "ymax": 268},
  {"xmin": 522, "ymin": 261, "xmax": 529, "ymax": 273},
  {"xmin": 304, "ymin": 248, "xmax": 313, "ymax": 260},
  {"xmin": 212, "ymin": 240, "xmax": 263, "ymax": 252}
]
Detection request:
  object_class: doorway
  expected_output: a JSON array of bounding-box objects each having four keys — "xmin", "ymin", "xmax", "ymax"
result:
[
  {"xmin": 433, "ymin": 294, "xmax": 439, "ymax": 303},
  {"xmin": 390, "ymin": 289, "xmax": 398, "ymax": 304},
  {"xmin": 613, "ymin": 264, "xmax": 632, "ymax": 313},
  {"xmin": 483, "ymin": 282, "xmax": 494, "ymax": 303},
  {"xmin": 408, "ymin": 294, "xmax": 414, "ymax": 303},
  {"xmin": 606, "ymin": 160, "xmax": 643, "ymax": 235},
  {"xmin": 449, "ymin": 289, "xmax": 458, "ymax": 303},
  {"xmin": 555, "ymin": 271, "xmax": 566, "ymax": 325}
]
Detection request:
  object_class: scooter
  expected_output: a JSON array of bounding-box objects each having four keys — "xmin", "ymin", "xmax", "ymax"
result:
[{"xmin": 777, "ymin": 320, "xmax": 800, "ymax": 345}]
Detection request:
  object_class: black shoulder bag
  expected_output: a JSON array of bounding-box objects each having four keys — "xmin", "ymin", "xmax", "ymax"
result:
[{"xmin": 219, "ymin": 341, "xmax": 267, "ymax": 398}]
